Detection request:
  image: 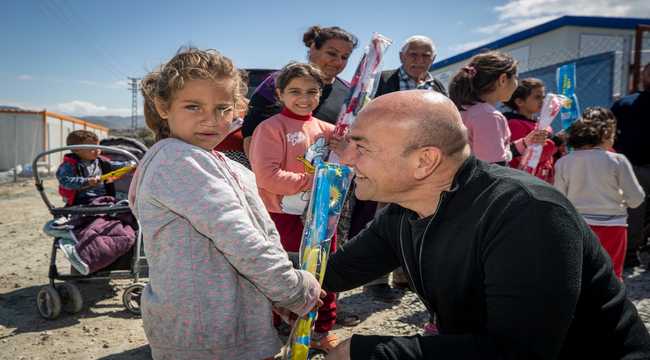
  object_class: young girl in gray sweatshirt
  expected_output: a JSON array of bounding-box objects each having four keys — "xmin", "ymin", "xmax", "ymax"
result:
[{"xmin": 129, "ymin": 48, "xmax": 321, "ymax": 360}]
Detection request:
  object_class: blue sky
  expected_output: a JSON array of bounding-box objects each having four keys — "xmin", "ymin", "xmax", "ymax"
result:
[{"xmin": 1, "ymin": 0, "xmax": 649, "ymax": 117}]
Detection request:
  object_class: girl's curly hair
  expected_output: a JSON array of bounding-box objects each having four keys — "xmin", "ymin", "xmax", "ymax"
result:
[{"xmin": 567, "ymin": 107, "xmax": 617, "ymax": 149}]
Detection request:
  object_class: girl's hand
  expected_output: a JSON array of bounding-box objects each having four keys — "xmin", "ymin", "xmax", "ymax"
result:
[
  {"xmin": 329, "ymin": 134, "xmax": 348, "ymax": 156},
  {"xmin": 295, "ymin": 270, "xmax": 323, "ymax": 316},
  {"xmin": 524, "ymin": 129, "xmax": 549, "ymax": 146},
  {"xmin": 104, "ymin": 176, "xmax": 118, "ymax": 184},
  {"xmin": 273, "ymin": 306, "xmax": 298, "ymax": 325}
]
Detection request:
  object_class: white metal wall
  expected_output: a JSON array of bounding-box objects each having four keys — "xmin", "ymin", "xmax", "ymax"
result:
[
  {"xmin": 44, "ymin": 115, "xmax": 109, "ymax": 171},
  {"xmin": 0, "ymin": 113, "xmax": 45, "ymax": 171},
  {"xmin": 431, "ymin": 26, "xmax": 641, "ymax": 96}
]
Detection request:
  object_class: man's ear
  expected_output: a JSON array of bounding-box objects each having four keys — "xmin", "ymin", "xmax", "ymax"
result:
[
  {"xmin": 413, "ymin": 147, "xmax": 442, "ymax": 180},
  {"xmin": 154, "ymin": 99, "xmax": 169, "ymax": 119}
]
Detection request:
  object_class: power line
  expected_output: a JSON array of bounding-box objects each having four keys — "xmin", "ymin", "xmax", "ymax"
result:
[{"xmin": 37, "ymin": 0, "xmax": 130, "ymax": 81}]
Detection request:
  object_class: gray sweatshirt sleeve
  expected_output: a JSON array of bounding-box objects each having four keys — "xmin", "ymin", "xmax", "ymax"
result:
[
  {"xmin": 616, "ymin": 154, "xmax": 646, "ymax": 209},
  {"xmin": 149, "ymin": 146, "xmax": 312, "ymax": 312}
]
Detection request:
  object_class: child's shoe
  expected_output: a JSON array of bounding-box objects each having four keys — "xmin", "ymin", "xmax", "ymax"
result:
[{"xmin": 59, "ymin": 238, "xmax": 89, "ymax": 275}]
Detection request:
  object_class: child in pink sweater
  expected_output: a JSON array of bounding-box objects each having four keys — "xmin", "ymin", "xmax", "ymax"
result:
[
  {"xmin": 449, "ymin": 51, "xmax": 546, "ymax": 164},
  {"xmin": 249, "ymin": 62, "xmax": 338, "ymax": 352}
]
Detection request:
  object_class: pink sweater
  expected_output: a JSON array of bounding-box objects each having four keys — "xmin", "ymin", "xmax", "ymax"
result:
[
  {"xmin": 249, "ymin": 109, "xmax": 335, "ymax": 214},
  {"xmin": 461, "ymin": 102, "xmax": 512, "ymax": 163}
]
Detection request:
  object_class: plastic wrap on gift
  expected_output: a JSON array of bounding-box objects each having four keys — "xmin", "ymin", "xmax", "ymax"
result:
[
  {"xmin": 329, "ymin": 33, "xmax": 392, "ymax": 164},
  {"xmin": 519, "ymin": 93, "xmax": 568, "ymax": 174},
  {"xmin": 284, "ymin": 33, "xmax": 392, "ymax": 360}
]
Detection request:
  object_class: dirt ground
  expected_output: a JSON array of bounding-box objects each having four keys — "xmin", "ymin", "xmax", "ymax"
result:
[{"xmin": 1, "ymin": 177, "xmax": 649, "ymax": 360}]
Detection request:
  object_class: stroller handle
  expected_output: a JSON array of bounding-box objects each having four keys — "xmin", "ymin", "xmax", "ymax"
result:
[{"xmin": 32, "ymin": 145, "xmax": 141, "ymax": 212}]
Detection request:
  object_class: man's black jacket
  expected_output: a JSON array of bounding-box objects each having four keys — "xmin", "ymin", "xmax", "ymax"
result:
[{"xmin": 324, "ymin": 156, "xmax": 650, "ymax": 359}]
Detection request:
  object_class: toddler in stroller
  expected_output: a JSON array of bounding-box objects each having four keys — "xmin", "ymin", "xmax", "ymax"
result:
[
  {"xmin": 51, "ymin": 130, "xmax": 138, "ymax": 275},
  {"xmin": 35, "ymin": 134, "xmax": 147, "ymax": 319}
]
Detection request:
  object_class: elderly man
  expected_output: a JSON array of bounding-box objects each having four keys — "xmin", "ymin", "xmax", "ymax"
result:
[
  {"xmin": 375, "ymin": 35, "xmax": 447, "ymax": 97},
  {"xmin": 323, "ymin": 90, "xmax": 650, "ymax": 360},
  {"xmin": 612, "ymin": 63, "xmax": 650, "ymax": 268},
  {"xmin": 359, "ymin": 35, "xmax": 447, "ymax": 302}
]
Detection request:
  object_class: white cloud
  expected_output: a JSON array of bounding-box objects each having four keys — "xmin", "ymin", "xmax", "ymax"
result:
[
  {"xmin": 17, "ymin": 74, "xmax": 33, "ymax": 81},
  {"xmin": 53, "ymin": 100, "xmax": 130, "ymax": 117},
  {"xmin": 449, "ymin": 0, "xmax": 650, "ymax": 55},
  {"xmin": 450, "ymin": 38, "xmax": 500, "ymax": 53},
  {"xmin": 78, "ymin": 79, "xmax": 129, "ymax": 89}
]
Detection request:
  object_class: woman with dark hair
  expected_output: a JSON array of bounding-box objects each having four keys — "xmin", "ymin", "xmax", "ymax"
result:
[{"xmin": 241, "ymin": 25, "xmax": 358, "ymax": 153}]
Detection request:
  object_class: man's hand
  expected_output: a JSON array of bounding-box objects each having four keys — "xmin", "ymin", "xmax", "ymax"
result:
[{"xmin": 325, "ymin": 338, "xmax": 352, "ymax": 360}]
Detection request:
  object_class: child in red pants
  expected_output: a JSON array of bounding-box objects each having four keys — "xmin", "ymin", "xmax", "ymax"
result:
[
  {"xmin": 249, "ymin": 62, "xmax": 338, "ymax": 352},
  {"xmin": 554, "ymin": 107, "xmax": 645, "ymax": 279}
]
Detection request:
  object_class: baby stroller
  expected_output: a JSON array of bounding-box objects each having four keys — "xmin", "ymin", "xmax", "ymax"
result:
[{"xmin": 32, "ymin": 142, "xmax": 147, "ymax": 320}]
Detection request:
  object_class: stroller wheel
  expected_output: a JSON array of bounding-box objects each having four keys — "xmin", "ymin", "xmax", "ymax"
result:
[
  {"xmin": 123, "ymin": 283, "xmax": 145, "ymax": 315},
  {"xmin": 58, "ymin": 282, "xmax": 83, "ymax": 314},
  {"xmin": 36, "ymin": 285, "xmax": 62, "ymax": 320}
]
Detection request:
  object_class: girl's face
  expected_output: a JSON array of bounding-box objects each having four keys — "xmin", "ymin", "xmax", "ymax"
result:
[
  {"xmin": 497, "ymin": 72, "xmax": 518, "ymax": 102},
  {"xmin": 155, "ymin": 79, "xmax": 235, "ymax": 150},
  {"xmin": 518, "ymin": 86, "xmax": 545, "ymax": 115},
  {"xmin": 308, "ymin": 39, "xmax": 353, "ymax": 82},
  {"xmin": 277, "ymin": 77, "xmax": 321, "ymax": 116}
]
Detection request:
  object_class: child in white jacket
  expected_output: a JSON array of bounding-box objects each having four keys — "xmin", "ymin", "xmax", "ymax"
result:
[{"xmin": 554, "ymin": 107, "xmax": 645, "ymax": 279}]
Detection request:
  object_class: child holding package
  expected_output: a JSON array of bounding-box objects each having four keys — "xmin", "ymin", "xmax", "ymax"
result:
[
  {"xmin": 249, "ymin": 62, "xmax": 339, "ymax": 353},
  {"xmin": 129, "ymin": 48, "xmax": 322, "ymax": 360},
  {"xmin": 554, "ymin": 107, "xmax": 645, "ymax": 279},
  {"xmin": 449, "ymin": 51, "xmax": 547, "ymax": 165},
  {"xmin": 503, "ymin": 78, "xmax": 558, "ymax": 182},
  {"xmin": 56, "ymin": 129, "xmax": 133, "ymax": 206}
]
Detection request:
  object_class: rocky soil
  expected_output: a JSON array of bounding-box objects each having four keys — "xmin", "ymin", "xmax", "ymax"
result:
[{"xmin": 1, "ymin": 178, "xmax": 649, "ymax": 359}]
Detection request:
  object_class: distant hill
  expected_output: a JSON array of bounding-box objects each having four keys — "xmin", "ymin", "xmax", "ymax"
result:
[
  {"xmin": 0, "ymin": 105, "xmax": 22, "ymax": 111},
  {"xmin": 82, "ymin": 115, "xmax": 146, "ymax": 129},
  {"xmin": 0, "ymin": 105, "xmax": 145, "ymax": 130}
]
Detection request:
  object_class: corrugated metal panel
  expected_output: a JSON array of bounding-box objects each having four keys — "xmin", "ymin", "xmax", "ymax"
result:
[
  {"xmin": 0, "ymin": 112, "xmax": 44, "ymax": 171},
  {"xmin": 0, "ymin": 110, "xmax": 110, "ymax": 172}
]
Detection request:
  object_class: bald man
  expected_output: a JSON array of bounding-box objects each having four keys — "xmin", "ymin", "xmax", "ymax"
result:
[
  {"xmin": 323, "ymin": 90, "xmax": 650, "ymax": 359},
  {"xmin": 364, "ymin": 35, "xmax": 448, "ymax": 298}
]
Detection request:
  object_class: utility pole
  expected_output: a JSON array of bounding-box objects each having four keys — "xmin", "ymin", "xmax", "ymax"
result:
[{"xmin": 128, "ymin": 77, "xmax": 140, "ymax": 130}]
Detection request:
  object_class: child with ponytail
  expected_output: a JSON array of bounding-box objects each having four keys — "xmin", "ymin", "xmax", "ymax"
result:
[{"xmin": 449, "ymin": 51, "xmax": 546, "ymax": 165}]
